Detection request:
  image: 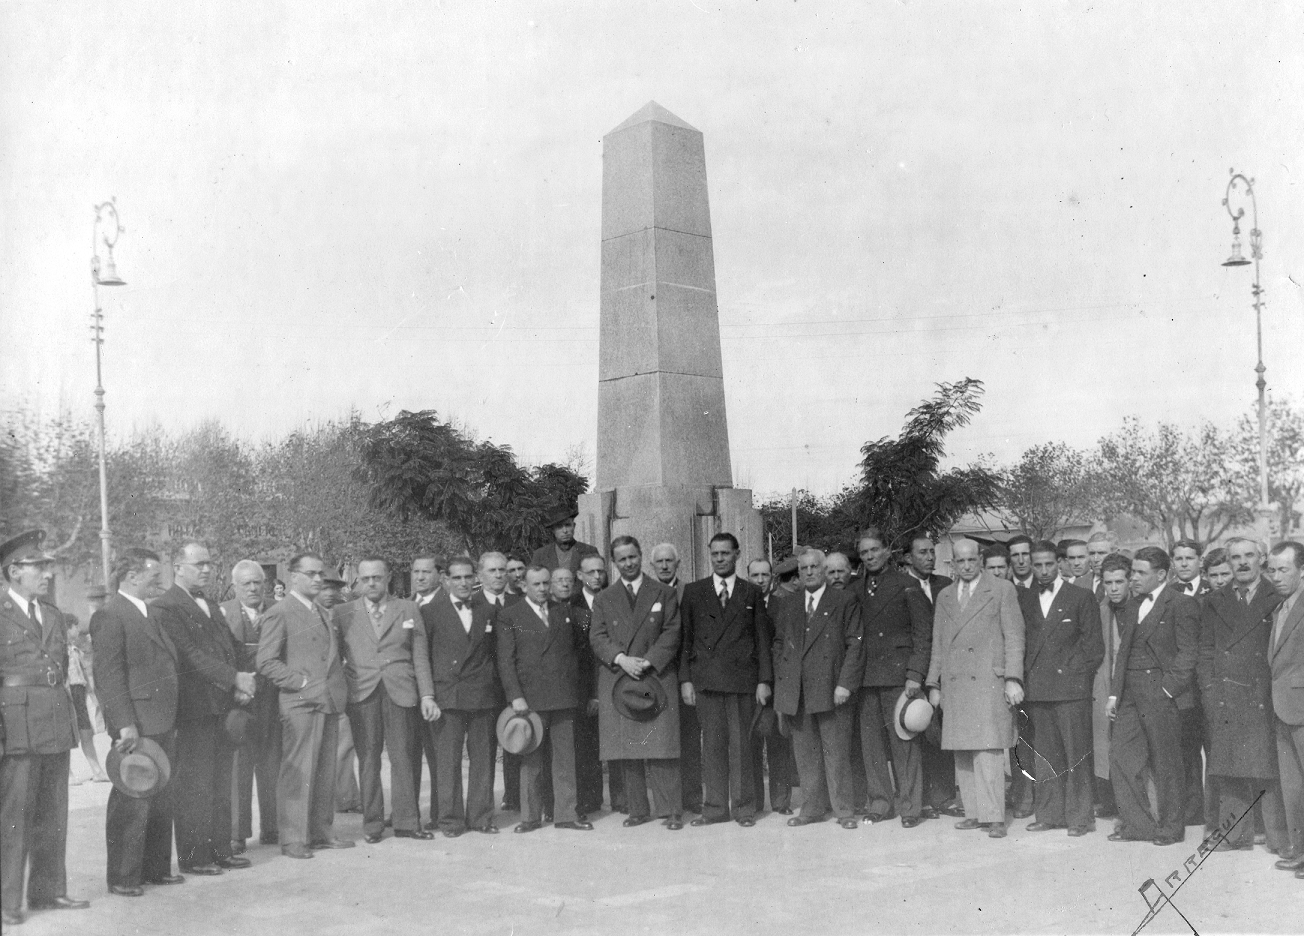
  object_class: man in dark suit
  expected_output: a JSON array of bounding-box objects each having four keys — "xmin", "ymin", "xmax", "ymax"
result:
[
  {"xmin": 554, "ymin": 568, "xmax": 603, "ymax": 815},
  {"xmin": 573, "ymin": 554, "xmax": 618, "ymax": 812},
  {"xmin": 1107, "ymin": 546, "xmax": 1199, "ymax": 846},
  {"xmin": 91, "ymin": 548, "xmax": 183, "ymax": 896},
  {"xmin": 1093, "ymin": 553, "xmax": 1132, "ymax": 821},
  {"xmin": 421, "ymin": 557, "xmax": 502, "ymax": 836},
  {"xmin": 256, "ymin": 553, "xmax": 354, "ymax": 858},
  {"xmin": 855, "ymin": 528, "xmax": 933, "ymax": 828},
  {"xmin": 531, "ymin": 507, "xmax": 599, "ymax": 573},
  {"xmin": 473, "ymin": 551, "xmax": 525, "ymax": 812},
  {"xmin": 221, "ymin": 559, "xmax": 278, "ymax": 852},
  {"xmin": 155, "ymin": 542, "xmax": 255, "ymax": 875},
  {"xmin": 772, "ymin": 548, "xmax": 864, "ymax": 829},
  {"xmin": 1061, "ymin": 540, "xmax": 1092, "ymax": 589},
  {"xmin": 1085, "ymin": 534, "xmax": 1114, "ymax": 601},
  {"xmin": 1267, "ymin": 541, "xmax": 1304, "ymax": 875},
  {"xmin": 1199, "ymin": 538, "xmax": 1287, "ymax": 852},
  {"xmin": 679, "ymin": 533, "xmax": 773, "ymax": 827},
  {"xmin": 1003, "ymin": 533, "xmax": 1037, "ymax": 820},
  {"xmin": 1171, "ymin": 537, "xmax": 1214, "ymax": 828},
  {"xmin": 651, "ymin": 542, "xmax": 702, "ymax": 816},
  {"xmin": 408, "ymin": 554, "xmax": 444, "ymax": 829},
  {"xmin": 748, "ymin": 559, "xmax": 795, "ymax": 815},
  {"xmin": 498, "ymin": 566, "xmax": 594, "ymax": 832},
  {"xmin": 591, "ymin": 536, "xmax": 685, "ymax": 830},
  {"xmin": 335, "ymin": 557, "xmax": 434, "ymax": 843},
  {"xmin": 0, "ymin": 531, "xmax": 90, "ymax": 926},
  {"xmin": 906, "ymin": 535, "xmax": 961, "ymax": 819},
  {"xmin": 1018, "ymin": 541, "xmax": 1104, "ymax": 836}
]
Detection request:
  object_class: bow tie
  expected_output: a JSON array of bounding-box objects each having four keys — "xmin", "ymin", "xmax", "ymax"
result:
[
  {"xmin": 1037, "ymin": 581, "xmax": 1055, "ymax": 594},
  {"xmin": 454, "ymin": 600, "xmax": 468, "ymax": 612},
  {"xmin": 1180, "ymin": 583, "xmax": 1194, "ymax": 594}
]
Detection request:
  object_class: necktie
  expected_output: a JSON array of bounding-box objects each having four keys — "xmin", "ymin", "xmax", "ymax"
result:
[
  {"xmin": 959, "ymin": 582, "xmax": 970, "ymax": 608},
  {"xmin": 625, "ymin": 582, "xmax": 637, "ymax": 609},
  {"xmin": 27, "ymin": 600, "xmax": 40, "ymax": 625},
  {"xmin": 806, "ymin": 593, "xmax": 816, "ymax": 621},
  {"xmin": 538, "ymin": 604, "xmax": 549, "ymax": 627},
  {"xmin": 370, "ymin": 604, "xmax": 383, "ymax": 621},
  {"xmin": 718, "ymin": 583, "xmax": 729, "ymax": 608},
  {"xmin": 1235, "ymin": 586, "xmax": 1248, "ymax": 605}
]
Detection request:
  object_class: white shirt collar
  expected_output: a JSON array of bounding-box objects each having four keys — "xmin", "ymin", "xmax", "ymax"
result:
[
  {"xmin": 1142, "ymin": 583, "xmax": 1166, "ymax": 603},
  {"xmin": 804, "ymin": 583, "xmax": 827, "ymax": 607},
  {"xmin": 118, "ymin": 589, "xmax": 148, "ymax": 617},
  {"xmin": 527, "ymin": 597, "xmax": 549, "ymax": 618},
  {"xmin": 292, "ymin": 591, "xmax": 316, "ymax": 610},
  {"xmin": 623, "ymin": 574, "xmax": 644, "ymax": 594},
  {"xmin": 8, "ymin": 587, "xmax": 35, "ymax": 614},
  {"xmin": 713, "ymin": 572, "xmax": 737, "ymax": 594}
]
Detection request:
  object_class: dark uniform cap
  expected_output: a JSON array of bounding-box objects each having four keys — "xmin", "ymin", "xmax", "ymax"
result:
[{"xmin": 0, "ymin": 530, "xmax": 52, "ymax": 569}]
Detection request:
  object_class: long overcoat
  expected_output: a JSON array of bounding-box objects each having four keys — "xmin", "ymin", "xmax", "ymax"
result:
[
  {"xmin": 590, "ymin": 578, "xmax": 681, "ymax": 760},
  {"xmin": 1198, "ymin": 582, "xmax": 1282, "ymax": 779},
  {"xmin": 926, "ymin": 572, "xmax": 1025, "ymax": 750}
]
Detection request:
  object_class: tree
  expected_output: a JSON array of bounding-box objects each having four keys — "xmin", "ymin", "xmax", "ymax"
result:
[
  {"xmin": 999, "ymin": 442, "xmax": 1101, "ymax": 540},
  {"xmin": 1094, "ymin": 417, "xmax": 1254, "ymax": 549},
  {"xmin": 353, "ymin": 409, "xmax": 588, "ymax": 557},
  {"xmin": 843, "ymin": 378, "xmax": 1002, "ymax": 552},
  {"xmin": 1235, "ymin": 395, "xmax": 1304, "ymax": 537},
  {"xmin": 758, "ymin": 488, "xmax": 858, "ymax": 560}
]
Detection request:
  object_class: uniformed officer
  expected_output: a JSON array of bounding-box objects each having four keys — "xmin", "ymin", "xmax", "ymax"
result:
[{"xmin": 0, "ymin": 530, "xmax": 90, "ymax": 926}]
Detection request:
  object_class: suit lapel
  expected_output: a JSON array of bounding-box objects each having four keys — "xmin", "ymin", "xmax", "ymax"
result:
[
  {"xmin": 801, "ymin": 589, "xmax": 832, "ymax": 657},
  {"xmin": 623, "ymin": 581, "xmax": 658, "ymax": 653},
  {"xmin": 1272, "ymin": 596, "xmax": 1304, "ymax": 662},
  {"xmin": 954, "ymin": 576, "xmax": 993, "ymax": 638}
]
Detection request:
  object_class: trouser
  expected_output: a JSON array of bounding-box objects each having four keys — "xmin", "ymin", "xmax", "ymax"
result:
[
  {"xmin": 955, "ymin": 749, "xmax": 1006, "ymax": 824},
  {"xmin": 1212, "ymin": 775, "xmax": 1288, "ymax": 850},
  {"xmin": 1028, "ymin": 698, "xmax": 1095, "ymax": 829},
  {"xmin": 233, "ymin": 697, "xmax": 281, "ymax": 842},
  {"xmin": 409, "ymin": 708, "xmax": 439, "ymax": 824},
  {"xmin": 277, "ymin": 707, "xmax": 340, "ymax": 848},
  {"xmin": 522, "ymin": 710, "xmax": 578, "ymax": 824},
  {"xmin": 1008, "ymin": 704, "xmax": 1035, "ymax": 811},
  {"xmin": 622, "ymin": 758, "xmax": 683, "ymax": 820},
  {"xmin": 789, "ymin": 703, "xmax": 855, "ymax": 820},
  {"xmin": 859, "ymin": 686, "xmax": 923, "ymax": 820},
  {"xmin": 574, "ymin": 708, "xmax": 603, "ymax": 812},
  {"xmin": 607, "ymin": 759, "xmax": 627, "ymax": 811},
  {"xmin": 680, "ymin": 700, "xmax": 703, "ymax": 811},
  {"xmin": 1277, "ymin": 718, "xmax": 1304, "ymax": 858},
  {"xmin": 349, "ymin": 685, "xmax": 419, "ymax": 836},
  {"xmin": 850, "ymin": 706, "xmax": 867, "ymax": 811},
  {"xmin": 1094, "ymin": 773, "xmax": 1118, "ymax": 816},
  {"xmin": 923, "ymin": 712, "xmax": 959, "ymax": 808},
  {"xmin": 1179, "ymin": 703, "xmax": 1208, "ymax": 827},
  {"xmin": 174, "ymin": 715, "xmax": 235, "ymax": 866},
  {"xmin": 335, "ymin": 717, "xmax": 361, "ymax": 810},
  {"xmin": 502, "ymin": 748, "xmax": 521, "ymax": 809},
  {"xmin": 0, "ymin": 751, "xmax": 69, "ymax": 911},
  {"xmin": 751, "ymin": 728, "xmax": 795, "ymax": 811},
  {"xmin": 433, "ymin": 708, "xmax": 495, "ymax": 833},
  {"xmin": 107, "ymin": 731, "xmax": 175, "ymax": 887},
  {"xmin": 698, "ymin": 691, "xmax": 758, "ymax": 821},
  {"xmin": 1110, "ymin": 673, "xmax": 1184, "ymax": 841}
]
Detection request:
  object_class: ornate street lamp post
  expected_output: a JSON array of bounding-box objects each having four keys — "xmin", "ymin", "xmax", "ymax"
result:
[{"xmin": 91, "ymin": 199, "xmax": 126, "ymax": 587}]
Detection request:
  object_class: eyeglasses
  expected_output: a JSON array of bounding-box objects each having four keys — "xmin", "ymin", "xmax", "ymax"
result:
[{"xmin": 297, "ymin": 570, "xmax": 326, "ymax": 579}]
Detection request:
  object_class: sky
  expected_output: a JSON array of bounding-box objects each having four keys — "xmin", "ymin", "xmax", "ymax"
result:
[{"xmin": 3, "ymin": 1, "xmax": 1303, "ymax": 497}]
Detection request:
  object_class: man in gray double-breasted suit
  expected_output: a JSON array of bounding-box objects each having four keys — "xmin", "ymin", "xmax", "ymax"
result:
[{"xmin": 334, "ymin": 558, "xmax": 434, "ymax": 843}]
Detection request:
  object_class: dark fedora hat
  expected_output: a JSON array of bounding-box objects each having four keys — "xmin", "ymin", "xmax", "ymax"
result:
[
  {"xmin": 224, "ymin": 706, "xmax": 254, "ymax": 745},
  {"xmin": 543, "ymin": 504, "xmax": 579, "ymax": 529},
  {"xmin": 612, "ymin": 673, "xmax": 667, "ymax": 722},
  {"xmin": 106, "ymin": 737, "xmax": 171, "ymax": 799},
  {"xmin": 496, "ymin": 707, "xmax": 544, "ymax": 755}
]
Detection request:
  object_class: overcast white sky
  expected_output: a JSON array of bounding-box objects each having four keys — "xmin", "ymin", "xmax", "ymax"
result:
[{"xmin": 3, "ymin": 1, "xmax": 1302, "ymax": 497}]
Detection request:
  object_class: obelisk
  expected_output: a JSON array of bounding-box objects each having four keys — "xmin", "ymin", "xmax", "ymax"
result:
[{"xmin": 577, "ymin": 102, "xmax": 763, "ymax": 578}]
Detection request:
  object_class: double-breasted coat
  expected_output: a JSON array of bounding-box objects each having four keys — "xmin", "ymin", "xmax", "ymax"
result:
[
  {"xmin": 926, "ymin": 573, "xmax": 1025, "ymax": 750},
  {"xmin": 334, "ymin": 598, "xmax": 433, "ymax": 708},
  {"xmin": 856, "ymin": 570, "xmax": 932, "ymax": 688},
  {"xmin": 770, "ymin": 586, "xmax": 864, "ymax": 716},
  {"xmin": 1198, "ymin": 581, "xmax": 1283, "ymax": 779},
  {"xmin": 420, "ymin": 595, "xmax": 501, "ymax": 712},
  {"xmin": 497, "ymin": 599, "xmax": 593, "ymax": 712},
  {"xmin": 590, "ymin": 577, "xmax": 682, "ymax": 760},
  {"xmin": 678, "ymin": 577, "xmax": 773, "ymax": 693},
  {"xmin": 1018, "ymin": 580, "xmax": 1104, "ymax": 703},
  {"xmin": 154, "ymin": 585, "xmax": 239, "ymax": 722},
  {"xmin": 255, "ymin": 596, "xmax": 349, "ymax": 715},
  {"xmin": 1272, "ymin": 592, "xmax": 1304, "ymax": 726}
]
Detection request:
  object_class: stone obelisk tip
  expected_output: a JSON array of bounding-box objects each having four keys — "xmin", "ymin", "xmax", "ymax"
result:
[{"xmin": 607, "ymin": 101, "xmax": 699, "ymax": 136}]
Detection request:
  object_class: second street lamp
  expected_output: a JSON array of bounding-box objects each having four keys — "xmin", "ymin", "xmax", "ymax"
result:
[{"xmin": 91, "ymin": 198, "xmax": 126, "ymax": 588}]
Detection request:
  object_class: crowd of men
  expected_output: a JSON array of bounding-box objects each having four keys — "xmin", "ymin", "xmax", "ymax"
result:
[{"xmin": 2, "ymin": 509, "xmax": 1304, "ymax": 926}]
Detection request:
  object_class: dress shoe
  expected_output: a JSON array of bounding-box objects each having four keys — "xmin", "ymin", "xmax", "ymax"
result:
[
  {"xmin": 690, "ymin": 816, "xmax": 727, "ymax": 827},
  {"xmin": 231, "ymin": 839, "xmax": 247, "ymax": 855},
  {"xmin": 787, "ymin": 815, "xmax": 821, "ymax": 827},
  {"xmin": 839, "ymin": 818, "xmax": 859, "ymax": 830},
  {"xmin": 2, "ymin": 909, "xmax": 25, "ymax": 926},
  {"xmin": 1214, "ymin": 839, "xmax": 1252, "ymax": 851},
  {"xmin": 145, "ymin": 874, "xmax": 185, "ymax": 885},
  {"xmin": 364, "ymin": 833, "xmax": 384, "ymax": 844},
  {"xmin": 179, "ymin": 863, "xmax": 223, "ymax": 876},
  {"xmin": 940, "ymin": 803, "xmax": 966, "ymax": 818},
  {"xmin": 441, "ymin": 829, "xmax": 464, "ymax": 839},
  {"xmin": 1275, "ymin": 854, "xmax": 1304, "ymax": 870},
  {"xmin": 554, "ymin": 821, "xmax": 594, "ymax": 831},
  {"xmin": 775, "ymin": 807, "xmax": 794, "ymax": 816},
  {"xmin": 109, "ymin": 885, "xmax": 144, "ymax": 897},
  {"xmin": 900, "ymin": 816, "xmax": 923, "ymax": 829},
  {"xmin": 259, "ymin": 833, "xmax": 279, "ymax": 846},
  {"xmin": 622, "ymin": 815, "xmax": 653, "ymax": 828},
  {"xmin": 338, "ymin": 805, "xmax": 361, "ymax": 814},
  {"xmin": 1012, "ymin": 806, "xmax": 1034, "ymax": 819},
  {"xmin": 1108, "ymin": 832, "xmax": 1142, "ymax": 843},
  {"xmin": 281, "ymin": 844, "xmax": 314, "ymax": 859},
  {"xmin": 664, "ymin": 817, "xmax": 684, "ymax": 831},
  {"xmin": 1295, "ymin": 867, "xmax": 1304, "ymax": 880},
  {"xmin": 1094, "ymin": 805, "xmax": 1118, "ymax": 819},
  {"xmin": 514, "ymin": 821, "xmax": 543, "ymax": 833},
  {"xmin": 500, "ymin": 800, "xmax": 519, "ymax": 812},
  {"xmin": 1153, "ymin": 835, "xmax": 1184, "ymax": 847},
  {"xmin": 310, "ymin": 838, "xmax": 356, "ymax": 849},
  {"xmin": 955, "ymin": 818, "xmax": 983, "ymax": 831},
  {"xmin": 919, "ymin": 805, "xmax": 939, "ymax": 820},
  {"xmin": 384, "ymin": 817, "xmax": 392, "ymax": 828},
  {"xmin": 1026, "ymin": 822, "xmax": 1062, "ymax": 832},
  {"xmin": 424, "ymin": 820, "xmax": 439, "ymax": 831},
  {"xmin": 737, "ymin": 817, "xmax": 756, "ymax": 828},
  {"xmin": 987, "ymin": 823, "xmax": 1008, "ymax": 839},
  {"xmin": 28, "ymin": 896, "xmax": 90, "ymax": 910},
  {"xmin": 474, "ymin": 824, "xmax": 499, "ymax": 835},
  {"xmin": 865, "ymin": 811, "xmax": 896, "ymax": 824},
  {"xmin": 394, "ymin": 829, "xmax": 433, "ymax": 840},
  {"xmin": 215, "ymin": 855, "xmax": 251, "ymax": 869},
  {"xmin": 1067, "ymin": 826, "xmax": 1091, "ymax": 837},
  {"xmin": 542, "ymin": 814, "xmax": 553, "ymax": 824}
]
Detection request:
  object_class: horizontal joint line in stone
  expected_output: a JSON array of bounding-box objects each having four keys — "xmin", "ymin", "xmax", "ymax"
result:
[
  {"xmin": 612, "ymin": 283, "xmax": 715, "ymax": 294},
  {"xmin": 598, "ymin": 370, "xmax": 721, "ymax": 382},
  {"xmin": 602, "ymin": 227, "xmax": 711, "ymax": 242}
]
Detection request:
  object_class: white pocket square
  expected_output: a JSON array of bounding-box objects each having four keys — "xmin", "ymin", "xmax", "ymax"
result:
[
  {"xmin": 651, "ymin": 602, "xmax": 663, "ymax": 612},
  {"xmin": 403, "ymin": 619, "xmax": 416, "ymax": 629},
  {"xmin": 485, "ymin": 625, "xmax": 493, "ymax": 633}
]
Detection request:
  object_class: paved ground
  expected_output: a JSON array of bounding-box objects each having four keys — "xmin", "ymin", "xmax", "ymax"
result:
[{"xmin": 21, "ymin": 742, "xmax": 1299, "ymax": 935}]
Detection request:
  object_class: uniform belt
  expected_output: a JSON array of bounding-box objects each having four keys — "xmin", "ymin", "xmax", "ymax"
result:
[{"xmin": 2, "ymin": 671, "xmax": 62, "ymax": 687}]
